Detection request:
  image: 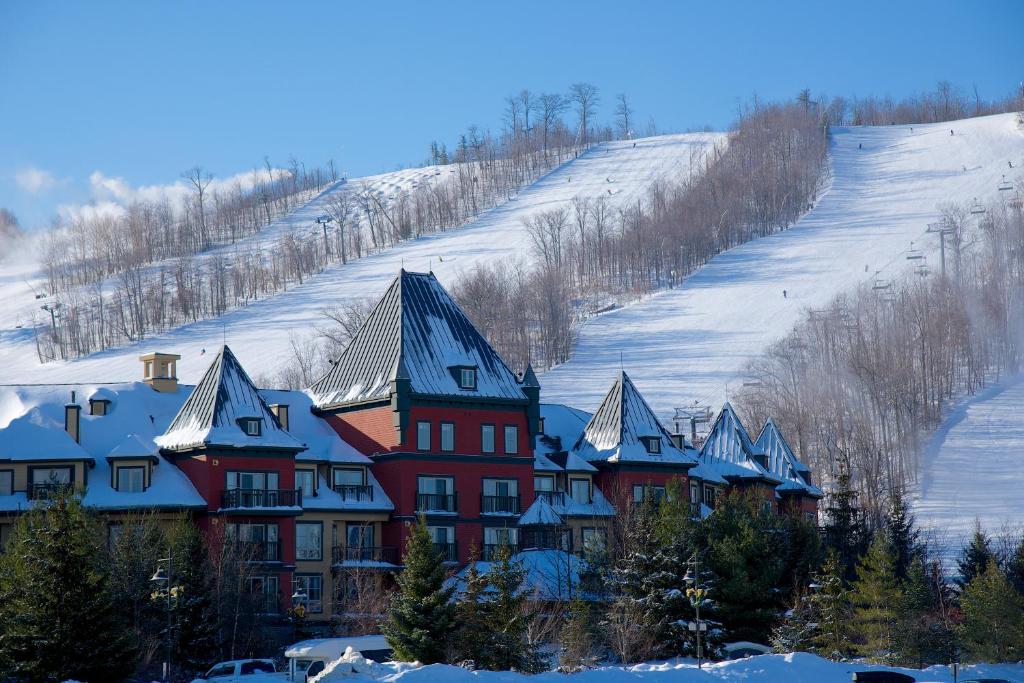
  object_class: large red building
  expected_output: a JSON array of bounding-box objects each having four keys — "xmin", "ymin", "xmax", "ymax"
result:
[{"xmin": 0, "ymin": 269, "xmax": 820, "ymax": 623}]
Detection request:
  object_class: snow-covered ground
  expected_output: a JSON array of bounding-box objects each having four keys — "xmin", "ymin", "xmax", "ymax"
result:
[
  {"xmin": 915, "ymin": 374, "xmax": 1024, "ymax": 554},
  {"xmin": 0, "ymin": 133, "xmax": 721, "ymax": 384},
  {"xmin": 540, "ymin": 114, "xmax": 1024, "ymax": 420},
  {"xmin": 296, "ymin": 651, "xmax": 1024, "ymax": 683}
]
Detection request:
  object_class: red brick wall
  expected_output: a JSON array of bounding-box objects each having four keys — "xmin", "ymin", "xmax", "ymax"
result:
[
  {"xmin": 405, "ymin": 405, "xmax": 530, "ymax": 456},
  {"xmin": 325, "ymin": 406, "xmax": 398, "ymax": 455},
  {"xmin": 595, "ymin": 469, "xmax": 688, "ymax": 506}
]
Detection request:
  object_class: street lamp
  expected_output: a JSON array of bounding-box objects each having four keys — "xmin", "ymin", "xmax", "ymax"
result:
[
  {"xmin": 684, "ymin": 552, "xmax": 709, "ymax": 669},
  {"xmin": 151, "ymin": 551, "xmax": 174, "ymax": 682}
]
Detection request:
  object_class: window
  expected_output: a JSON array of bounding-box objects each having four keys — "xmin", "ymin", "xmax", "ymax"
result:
[
  {"xmin": 534, "ymin": 475, "xmax": 555, "ymax": 492},
  {"xmin": 703, "ymin": 485, "xmax": 716, "ymax": 509},
  {"xmin": 483, "ymin": 478, "xmax": 518, "ymax": 497},
  {"xmin": 416, "ymin": 421, "xmax": 431, "ymax": 451},
  {"xmin": 296, "ymin": 522, "xmax": 323, "ymax": 561},
  {"xmin": 642, "ymin": 436, "xmax": 662, "ymax": 454},
  {"xmin": 206, "ymin": 663, "xmax": 234, "ymax": 678},
  {"xmin": 296, "ymin": 470, "xmax": 316, "ymax": 498},
  {"xmin": 228, "ymin": 522, "xmax": 280, "ymax": 561},
  {"xmin": 347, "ymin": 523, "xmax": 375, "ymax": 548},
  {"xmin": 632, "ymin": 484, "xmax": 666, "ymax": 504},
  {"xmin": 581, "ymin": 527, "xmax": 606, "ymax": 551},
  {"xmin": 226, "ymin": 471, "xmax": 279, "ymax": 491},
  {"xmin": 247, "ymin": 575, "xmax": 280, "ymax": 613},
  {"xmin": 570, "ymin": 478, "xmax": 591, "ymax": 505},
  {"xmin": 440, "ymin": 422, "xmax": 455, "ymax": 452},
  {"xmin": 690, "ymin": 482, "xmax": 700, "ymax": 506},
  {"xmin": 482, "ymin": 478, "xmax": 519, "ymax": 513},
  {"xmin": 116, "ymin": 466, "xmax": 145, "ymax": 493},
  {"xmin": 241, "ymin": 661, "xmax": 276, "ymax": 675},
  {"xmin": 0, "ymin": 471, "xmax": 12, "ymax": 496},
  {"xmin": 503, "ymin": 425, "xmax": 519, "ymax": 454},
  {"xmin": 31, "ymin": 467, "xmax": 72, "ymax": 486},
  {"xmin": 89, "ymin": 399, "xmax": 108, "ymax": 416},
  {"xmin": 762, "ymin": 500, "xmax": 773, "ymax": 515},
  {"xmin": 484, "ymin": 527, "xmax": 518, "ymax": 545},
  {"xmin": 418, "ymin": 475, "xmax": 454, "ymax": 495},
  {"xmin": 481, "ymin": 424, "xmax": 495, "ymax": 453},
  {"xmin": 804, "ymin": 511, "xmax": 817, "ymax": 524},
  {"xmin": 417, "ymin": 475, "xmax": 455, "ymax": 512},
  {"xmin": 459, "ymin": 367, "xmax": 477, "ymax": 390},
  {"xmin": 293, "ymin": 574, "xmax": 323, "ymax": 614},
  {"xmin": 239, "ymin": 418, "xmax": 262, "ymax": 437},
  {"xmin": 332, "ymin": 468, "xmax": 363, "ymax": 487},
  {"xmin": 144, "ymin": 360, "xmax": 153, "ymax": 378}
]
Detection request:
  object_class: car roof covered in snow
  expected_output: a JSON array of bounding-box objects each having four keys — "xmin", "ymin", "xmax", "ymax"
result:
[{"xmin": 285, "ymin": 635, "xmax": 390, "ymax": 660}]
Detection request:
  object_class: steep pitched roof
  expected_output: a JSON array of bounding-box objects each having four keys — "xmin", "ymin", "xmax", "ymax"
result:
[
  {"xmin": 754, "ymin": 418, "xmax": 823, "ymax": 498},
  {"xmin": 156, "ymin": 345, "xmax": 304, "ymax": 452},
  {"xmin": 699, "ymin": 403, "xmax": 781, "ymax": 484},
  {"xmin": 572, "ymin": 371, "xmax": 697, "ymax": 466},
  {"xmin": 307, "ymin": 270, "xmax": 529, "ymax": 408}
]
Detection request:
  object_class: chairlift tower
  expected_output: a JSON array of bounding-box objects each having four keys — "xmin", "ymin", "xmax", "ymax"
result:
[
  {"xmin": 927, "ymin": 221, "xmax": 955, "ymax": 279},
  {"xmin": 674, "ymin": 403, "xmax": 712, "ymax": 446}
]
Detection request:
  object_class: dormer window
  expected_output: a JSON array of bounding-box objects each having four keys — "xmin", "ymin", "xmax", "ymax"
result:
[
  {"xmin": 642, "ymin": 436, "xmax": 662, "ymax": 454},
  {"xmin": 458, "ymin": 367, "xmax": 477, "ymax": 390},
  {"xmin": 89, "ymin": 399, "xmax": 110, "ymax": 416},
  {"xmin": 239, "ymin": 418, "xmax": 262, "ymax": 437}
]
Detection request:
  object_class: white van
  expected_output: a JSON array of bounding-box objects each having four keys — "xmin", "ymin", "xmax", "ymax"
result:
[{"xmin": 284, "ymin": 636, "xmax": 392, "ymax": 682}]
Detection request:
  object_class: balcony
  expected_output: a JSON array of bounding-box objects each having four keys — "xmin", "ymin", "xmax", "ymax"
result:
[
  {"xmin": 237, "ymin": 540, "xmax": 280, "ymax": 563},
  {"xmin": 332, "ymin": 545, "xmax": 399, "ymax": 566},
  {"xmin": 333, "ymin": 484, "xmax": 374, "ymax": 503},
  {"xmin": 520, "ymin": 527, "xmax": 572, "ymax": 552},
  {"xmin": 221, "ymin": 488, "xmax": 302, "ymax": 510},
  {"xmin": 482, "ymin": 543, "xmax": 519, "ymax": 561},
  {"xmin": 481, "ymin": 494, "xmax": 521, "ymax": 515},
  {"xmin": 533, "ymin": 490, "xmax": 567, "ymax": 507},
  {"xmin": 433, "ymin": 542, "xmax": 459, "ymax": 563},
  {"xmin": 29, "ymin": 483, "xmax": 71, "ymax": 500},
  {"xmin": 416, "ymin": 493, "xmax": 457, "ymax": 514}
]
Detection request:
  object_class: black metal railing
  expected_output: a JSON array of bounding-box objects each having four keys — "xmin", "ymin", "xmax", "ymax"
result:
[
  {"xmin": 237, "ymin": 541, "xmax": 280, "ymax": 562},
  {"xmin": 533, "ymin": 490, "xmax": 566, "ymax": 506},
  {"xmin": 29, "ymin": 483, "xmax": 71, "ymax": 500},
  {"xmin": 481, "ymin": 494, "xmax": 520, "ymax": 514},
  {"xmin": 520, "ymin": 527, "xmax": 572, "ymax": 552},
  {"xmin": 332, "ymin": 545, "xmax": 399, "ymax": 565},
  {"xmin": 221, "ymin": 488, "xmax": 302, "ymax": 509},
  {"xmin": 482, "ymin": 543, "xmax": 519, "ymax": 561},
  {"xmin": 333, "ymin": 484, "xmax": 374, "ymax": 502},
  {"xmin": 416, "ymin": 493, "xmax": 457, "ymax": 513},
  {"xmin": 433, "ymin": 542, "xmax": 458, "ymax": 563}
]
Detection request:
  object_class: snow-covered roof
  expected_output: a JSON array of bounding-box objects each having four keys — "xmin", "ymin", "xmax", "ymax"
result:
[
  {"xmin": 754, "ymin": 419, "xmax": 822, "ymax": 498},
  {"xmin": 572, "ymin": 371, "xmax": 698, "ymax": 467},
  {"xmin": 518, "ymin": 487, "xmax": 616, "ymax": 526},
  {"xmin": 285, "ymin": 636, "xmax": 390, "ymax": 660},
  {"xmin": 451, "ymin": 549, "xmax": 589, "ymax": 601},
  {"xmin": 307, "ymin": 271, "xmax": 531, "ymax": 408},
  {"xmin": 260, "ymin": 389, "xmax": 369, "ymax": 465},
  {"xmin": 699, "ymin": 403, "xmax": 781, "ymax": 484},
  {"xmin": 302, "ymin": 473, "xmax": 394, "ymax": 512},
  {"xmin": 157, "ymin": 345, "xmax": 305, "ymax": 452},
  {"xmin": 106, "ymin": 434, "xmax": 159, "ymax": 462},
  {"xmin": 0, "ymin": 406, "xmax": 93, "ymax": 463}
]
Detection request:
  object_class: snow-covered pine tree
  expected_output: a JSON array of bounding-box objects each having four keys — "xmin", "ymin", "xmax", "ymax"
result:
[
  {"xmin": 808, "ymin": 550, "xmax": 853, "ymax": 661},
  {"xmin": 850, "ymin": 532, "xmax": 902, "ymax": 663},
  {"xmin": 884, "ymin": 488, "xmax": 921, "ymax": 582},
  {"xmin": 822, "ymin": 467, "xmax": 870, "ymax": 581},
  {"xmin": 484, "ymin": 545, "xmax": 542, "ymax": 673},
  {"xmin": 605, "ymin": 501, "xmax": 664, "ymax": 663},
  {"xmin": 168, "ymin": 517, "xmax": 219, "ymax": 674},
  {"xmin": 957, "ymin": 520, "xmax": 995, "ymax": 588},
  {"xmin": 382, "ymin": 517, "xmax": 455, "ymax": 663},
  {"xmin": 0, "ymin": 492, "xmax": 137, "ymax": 682},
  {"xmin": 957, "ymin": 561, "xmax": 1024, "ymax": 662},
  {"xmin": 771, "ymin": 587, "xmax": 816, "ymax": 653},
  {"xmin": 451, "ymin": 543, "xmax": 491, "ymax": 667}
]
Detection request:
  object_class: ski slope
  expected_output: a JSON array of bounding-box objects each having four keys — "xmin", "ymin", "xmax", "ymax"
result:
[
  {"xmin": 915, "ymin": 375, "xmax": 1024, "ymax": 551},
  {"xmin": 0, "ymin": 133, "xmax": 722, "ymax": 384},
  {"xmin": 540, "ymin": 114, "xmax": 1024, "ymax": 419}
]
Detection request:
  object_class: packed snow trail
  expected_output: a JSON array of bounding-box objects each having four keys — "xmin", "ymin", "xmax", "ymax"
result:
[
  {"xmin": 540, "ymin": 114, "xmax": 1024, "ymax": 420},
  {"xmin": 915, "ymin": 375, "xmax": 1024, "ymax": 553},
  {"xmin": 0, "ymin": 133, "xmax": 721, "ymax": 384}
]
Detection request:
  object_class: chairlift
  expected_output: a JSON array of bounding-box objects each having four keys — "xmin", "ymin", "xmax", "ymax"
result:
[
  {"xmin": 872, "ymin": 278, "xmax": 891, "ymax": 291},
  {"xmin": 915, "ymin": 262, "xmax": 929, "ymax": 278},
  {"xmin": 879, "ymin": 292, "xmax": 897, "ymax": 304},
  {"xmin": 997, "ymin": 176, "xmax": 1014, "ymax": 192},
  {"xmin": 969, "ymin": 198, "xmax": 986, "ymax": 215},
  {"xmin": 741, "ymin": 377, "xmax": 763, "ymax": 388},
  {"xmin": 906, "ymin": 241, "xmax": 924, "ymax": 261}
]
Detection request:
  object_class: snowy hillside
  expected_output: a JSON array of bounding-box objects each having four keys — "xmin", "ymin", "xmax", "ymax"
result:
[
  {"xmin": 540, "ymin": 113, "xmax": 1024, "ymax": 419},
  {"xmin": 0, "ymin": 133, "xmax": 721, "ymax": 384}
]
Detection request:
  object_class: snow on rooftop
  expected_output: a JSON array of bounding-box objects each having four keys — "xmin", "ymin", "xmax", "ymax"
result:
[
  {"xmin": 699, "ymin": 403, "xmax": 779, "ymax": 484},
  {"xmin": 754, "ymin": 419, "xmax": 822, "ymax": 498},
  {"xmin": 0, "ymin": 406, "xmax": 92, "ymax": 462},
  {"xmin": 302, "ymin": 472, "xmax": 394, "ymax": 512}
]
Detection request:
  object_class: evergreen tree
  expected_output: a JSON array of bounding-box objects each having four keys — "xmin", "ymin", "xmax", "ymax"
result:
[
  {"xmin": 822, "ymin": 467, "xmax": 869, "ymax": 581},
  {"xmin": 168, "ymin": 517, "xmax": 219, "ymax": 675},
  {"xmin": 893, "ymin": 555, "xmax": 947, "ymax": 668},
  {"xmin": 958, "ymin": 561, "xmax": 1024, "ymax": 663},
  {"xmin": 0, "ymin": 492, "xmax": 137, "ymax": 682},
  {"xmin": 559, "ymin": 598, "xmax": 598, "ymax": 671},
  {"xmin": 808, "ymin": 550, "xmax": 853, "ymax": 660},
  {"xmin": 884, "ymin": 488, "xmax": 921, "ymax": 582},
  {"xmin": 1004, "ymin": 537, "xmax": 1024, "ymax": 596},
  {"xmin": 850, "ymin": 532, "xmax": 902, "ymax": 663},
  {"xmin": 771, "ymin": 588, "xmax": 816, "ymax": 654},
  {"xmin": 484, "ymin": 546, "xmax": 540, "ymax": 672},
  {"xmin": 451, "ymin": 546, "xmax": 491, "ymax": 666},
  {"xmin": 382, "ymin": 518, "xmax": 455, "ymax": 663},
  {"xmin": 957, "ymin": 520, "xmax": 995, "ymax": 588}
]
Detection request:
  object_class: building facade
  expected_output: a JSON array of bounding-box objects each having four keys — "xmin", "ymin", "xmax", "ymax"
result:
[{"xmin": 0, "ymin": 270, "xmax": 819, "ymax": 626}]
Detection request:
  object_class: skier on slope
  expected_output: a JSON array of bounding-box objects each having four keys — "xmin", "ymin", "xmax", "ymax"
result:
[{"xmin": 783, "ymin": 289, "xmax": 787, "ymax": 299}]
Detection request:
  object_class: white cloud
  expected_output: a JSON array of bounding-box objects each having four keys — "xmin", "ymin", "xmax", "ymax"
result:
[{"xmin": 15, "ymin": 167, "xmax": 56, "ymax": 194}]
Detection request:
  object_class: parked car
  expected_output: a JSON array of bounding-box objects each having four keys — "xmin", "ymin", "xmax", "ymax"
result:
[
  {"xmin": 722, "ymin": 641, "xmax": 773, "ymax": 659},
  {"xmin": 193, "ymin": 659, "xmax": 281, "ymax": 682},
  {"xmin": 851, "ymin": 672, "xmax": 916, "ymax": 683},
  {"xmin": 284, "ymin": 636, "xmax": 392, "ymax": 682}
]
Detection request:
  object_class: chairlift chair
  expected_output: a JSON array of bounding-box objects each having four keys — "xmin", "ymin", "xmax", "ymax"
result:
[
  {"xmin": 906, "ymin": 242, "xmax": 924, "ymax": 261},
  {"xmin": 969, "ymin": 198, "xmax": 986, "ymax": 215},
  {"xmin": 872, "ymin": 278, "xmax": 891, "ymax": 291},
  {"xmin": 915, "ymin": 262, "xmax": 929, "ymax": 277},
  {"xmin": 997, "ymin": 176, "xmax": 1014, "ymax": 192}
]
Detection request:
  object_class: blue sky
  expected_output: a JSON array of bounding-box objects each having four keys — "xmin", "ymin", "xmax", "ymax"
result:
[{"xmin": 1, "ymin": 0, "xmax": 1021, "ymax": 230}]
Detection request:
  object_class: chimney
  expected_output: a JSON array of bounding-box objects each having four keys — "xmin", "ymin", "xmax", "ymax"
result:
[
  {"xmin": 269, "ymin": 404, "xmax": 290, "ymax": 431},
  {"xmin": 65, "ymin": 391, "xmax": 81, "ymax": 443},
  {"xmin": 669, "ymin": 433, "xmax": 685, "ymax": 449},
  {"xmin": 139, "ymin": 352, "xmax": 181, "ymax": 393}
]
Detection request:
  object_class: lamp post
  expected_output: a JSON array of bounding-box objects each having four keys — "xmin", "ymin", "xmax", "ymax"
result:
[
  {"xmin": 151, "ymin": 551, "xmax": 174, "ymax": 682},
  {"xmin": 683, "ymin": 552, "xmax": 708, "ymax": 669}
]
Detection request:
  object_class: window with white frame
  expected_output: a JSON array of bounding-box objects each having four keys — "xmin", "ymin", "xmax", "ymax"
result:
[
  {"xmin": 503, "ymin": 425, "xmax": 519, "ymax": 454},
  {"xmin": 247, "ymin": 575, "xmax": 280, "ymax": 613},
  {"xmin": 296, "ymin": 470, "xmax": 316, "ymax": 498},
  {"xmin": 581, "ymin": 527, "xmax": 607, "ymax": 551},
  {"xmin": 239, "ymin": 418, "xmax": 262, "ymax": 437},
  {"xmin": 226, "ymin": 471, "xmax": 279, "ymax": 491},
  {"xmin": 31, "ymin": 467, "xmax": 72, "ymax": 486},
  {"xmin": 332, "ymin": 468, "xmax": 363, "ymax": 487},
  {"xmin": 296, "ymin": 522, "xmax": 323, "ymax": 561},
  {"xmin": 703, "ymin": 485, "xmax": 716, "ymax": 509},
  {"xmin": 632, "ymin": 484, "xmax": 666, "ymax": 504},
  {"xmin": 642, "ymin": 436, "xmax": 662, "ymax": 454},
  {"xmin": 116, "ymin": 466, "xmax": 145, "ymax": 493},
  {"xmin": 481, "ymin": 424, "xmax": 495, "ymax": 453},
  {"xmin": 690, "ymin": 481, "xmax": 700, "ymax": 506},
  {"xmin": 534, "ymin": 474, "xmax": 555, "ymax": 492},
  {"xmin": 458, "ymin": 367, "xmax": 477, "ymax": 390},
  {"xmin": 293, "ymin": 574, "xmax": 323, "ymax": 613},
  {"xmin": 440, "ymin": 422, "xmax": 455, "ymax": 452},
  {"xmin": 416, "ymin": 421, "xmax": 431, "ymax": 451}
]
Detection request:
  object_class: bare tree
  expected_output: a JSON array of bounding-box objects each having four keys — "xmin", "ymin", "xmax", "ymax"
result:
[
  {"xmin": 614, "ymin": 93, "xmax": 634, "ymax": 139},
  {"xmin": 183, "ymin": 166, "xmax": 213, "ymax": 250},
  {"xmin": 569, "ymin": 83, "xmax": 600, "ymax": 147}
]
